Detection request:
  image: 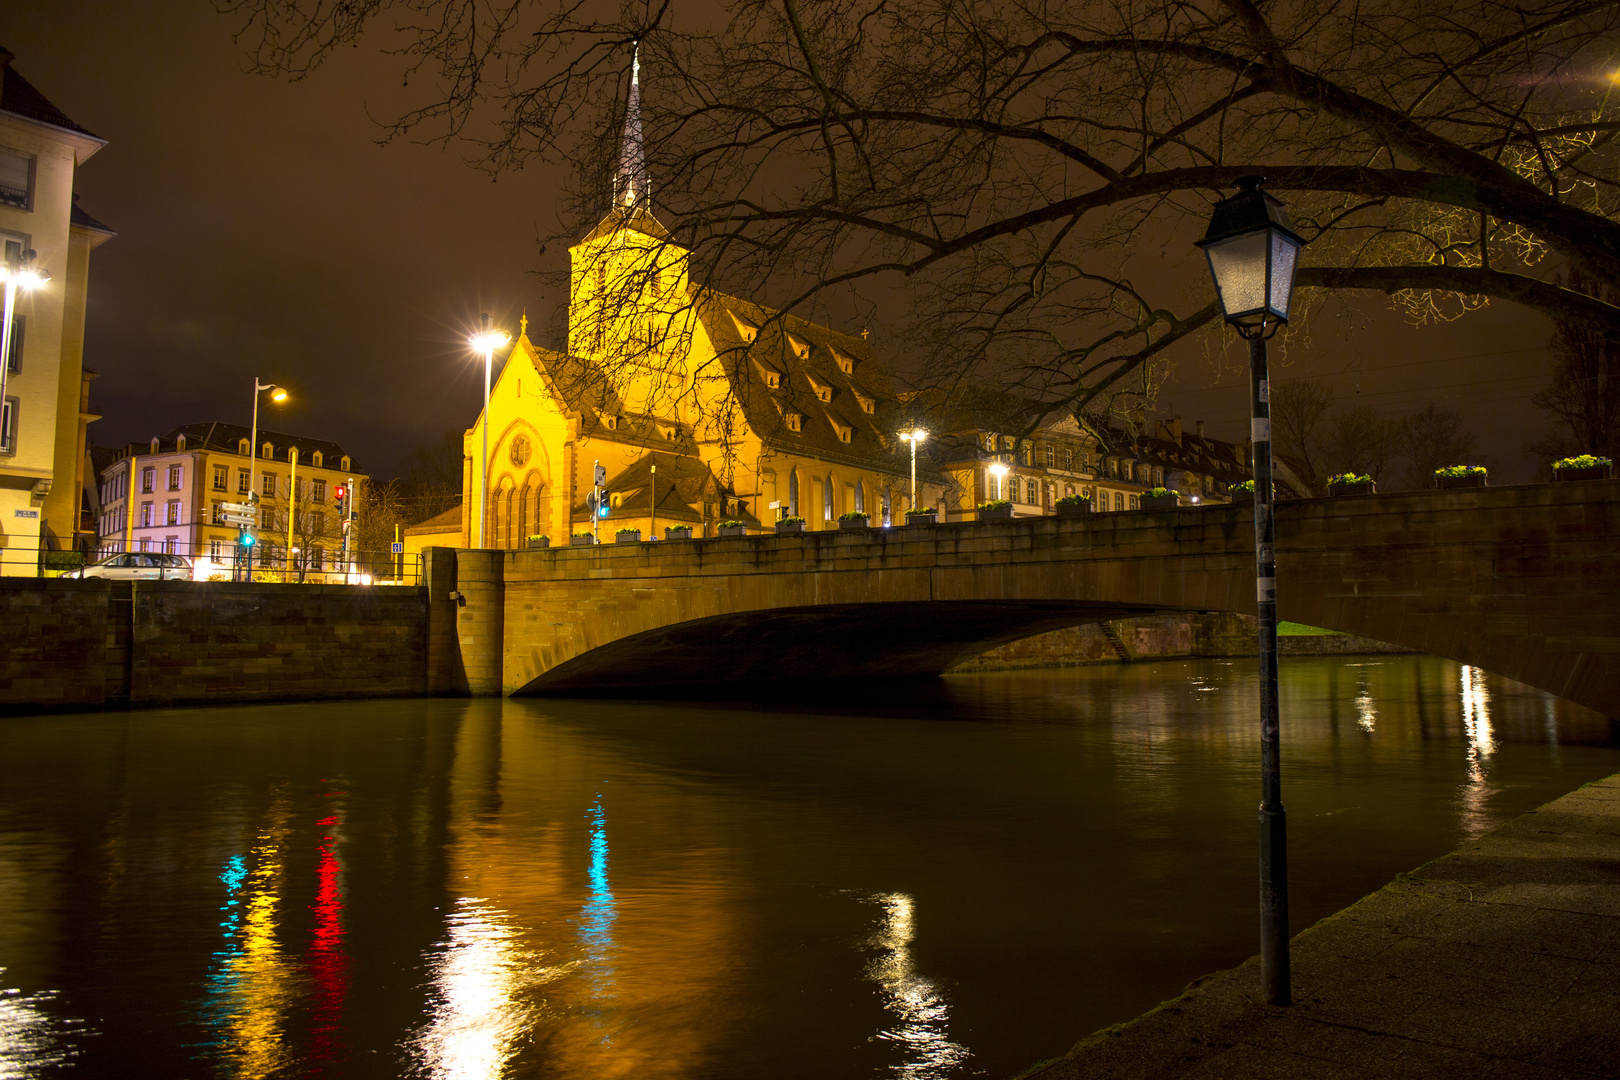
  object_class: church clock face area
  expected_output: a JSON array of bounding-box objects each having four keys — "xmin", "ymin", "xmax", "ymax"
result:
[{"xmin": 510, "ymin": 435, "xmax": 532, "ymax": 467}]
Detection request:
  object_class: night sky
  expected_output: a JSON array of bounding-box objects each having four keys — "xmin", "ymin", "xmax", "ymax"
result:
[{"xmin": 8, "ymin": 2, "xmax": 1560, "ymax": 480}]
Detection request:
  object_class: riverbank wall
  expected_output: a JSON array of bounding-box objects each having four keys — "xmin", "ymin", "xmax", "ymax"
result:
[
  {"xmin": 1015, "ymin": 771, "xmax": 1620, "ymax": 1080},
  {"xmin": 0, "ymin": 577, "xmax": 428, "ymax": 710},
  {"xmin": 950, "ymin": 614, "xmax": 1414, "ymax": 672}
]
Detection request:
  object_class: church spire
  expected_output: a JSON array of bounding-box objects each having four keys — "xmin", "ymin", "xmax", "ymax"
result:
[{"xmin": 612, "ymin": 44, "xmax": 649, "ymax": 211}]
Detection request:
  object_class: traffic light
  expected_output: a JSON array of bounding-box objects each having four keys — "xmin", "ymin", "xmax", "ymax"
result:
[
  {"xmin": 334, "ymin": 485, "xmax": 346, "ymax": 517},
  {"xmin": 238, "ymin": 531, "xmax": 255, "ymax": 548},
  {"xmin": 598, "ymin": 487, "xmax": 611, "ymax": 518}
]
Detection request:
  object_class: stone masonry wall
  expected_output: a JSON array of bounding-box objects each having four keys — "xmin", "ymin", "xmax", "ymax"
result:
[{"xmin": 0, "ymin": 578, "xmax": 430, "ymax": 711}]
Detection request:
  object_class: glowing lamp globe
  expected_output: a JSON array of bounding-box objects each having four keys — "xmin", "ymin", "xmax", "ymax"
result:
[{"xmin": 1195, "ymin": 177, "xmax": 1305, "ymax": 331}]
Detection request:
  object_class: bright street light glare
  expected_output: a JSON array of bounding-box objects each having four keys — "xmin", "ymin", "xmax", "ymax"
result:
[
  {"xmin": 905, "ymin": 429, "xmax": 928, "ymax": 443},
  {"xmin": 271, "ymin": 388, "xmax": 288, "ymax": 402},
  {"xmin": 988, "ymin": 462, "xmax": 1008, "ymax": 478},
  {"xmin": 469, "ymin": 329, "xmax": 510, "ymax": 353}
]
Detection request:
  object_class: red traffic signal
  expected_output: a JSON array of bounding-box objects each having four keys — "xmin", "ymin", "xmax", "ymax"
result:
[{"xmin": 334, "ymin": 485, "xmax": 346, "ymax": 499}]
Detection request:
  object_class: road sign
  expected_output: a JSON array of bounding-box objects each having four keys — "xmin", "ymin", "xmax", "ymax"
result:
[
  {"xmin": 594, "ymin": 462, "xmax": 607, "ymax": 487},
  {"xmin": 221, "ymin": 501, "xmax": 254, "ymax": 513},
  {"xmin": 390, "ymin": 542, "xmax": 404, "ymax": 554},
  {"xmin": 221, "ymin": 512, "xmax": 257, "ymax": 526}
]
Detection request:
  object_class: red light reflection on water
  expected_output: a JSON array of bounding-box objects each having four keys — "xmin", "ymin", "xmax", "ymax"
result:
[{"xmin": 305, "ymin": 807, "xmax": 348, "ymax": 1071}]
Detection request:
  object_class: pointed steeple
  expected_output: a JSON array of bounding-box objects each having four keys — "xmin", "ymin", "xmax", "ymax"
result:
[{"xmin": 612, "ymin": 44, "xmax": 649, "ymax": 211}]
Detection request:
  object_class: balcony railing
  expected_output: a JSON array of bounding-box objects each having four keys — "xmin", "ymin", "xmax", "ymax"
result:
[{"xmin": 0, "ymin": 183, "xmax": 28, "ymax": 209}]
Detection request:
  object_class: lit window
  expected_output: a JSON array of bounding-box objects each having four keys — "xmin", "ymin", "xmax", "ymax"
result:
[
  {"xmin": 212, "ymin": 465, "xmax": 227, "ymax": 491},
  {"xmin": 142, "ymin": 468, "xmax": 155, "ymax": 493},
  {"xmin": 166, "ymin": 501, "xmax": 180, "ymax": 526},
  {"xmin": 140, "ymin": 502, "xmax": 153, "ymax": 527},
  {"xmin": 168, "ymin": 465, "xmax": 182, "ymax": 490},
  {"xmin": 238, "ymin": 469, "xmax": 250, "ymax": 494},
  {"xmin": 822, "ymin": 476, "xmax": 833, "ymax": 520},
  {"xmin": 262, "ymin": 473, "xmax": 276, "ymax": 497},
  {"xmin": 1045, "ymin": 445, "xmax": 1055, "ymax": 467},
  {"xmin": 1114, "ymin": 492, "xmax": 1124, "ymax": 511},
  {"xmin": 313, "ymin": 479, "xmax": 326, "ymax": 503},
  {"xmin": 1064, "ymin": 448, "xmax": 1073, "ymax": 470}
]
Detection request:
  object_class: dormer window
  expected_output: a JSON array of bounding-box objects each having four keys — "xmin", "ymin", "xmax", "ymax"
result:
[
  {"xmin": 312, "ymin": 451, "xmax": 323, "ymax": 468},
  {"xmin": 176, "ymin": 435, "xmax": 187, "ymax": 452},
  {"xmin": 728, "ymin": 311, "xmax": 758, "ymax": 343},
  {"xmin": 854, "ymin": 392, "xmax": 875, "ymax": 415},
  {"xmin": 829, "ymin": 417, "xmax": 853, "ymax": 443},
  {"xmin": 239, "ymin": 438, "xmax": 250, "ymax": 456},
  {"xmin": 657, "ymin": 423, "xmax": 676, "ymax": 440},
  {"xmin": 807, "ymin": 377, "xmax": 834, "ymax": 403},
  {"xmin": 785, "ymin": 413, "xmax": 802, "ymax": 434},
  {"xmin": 787, "ymin": 333, "xmax": 811, "ymax": 360},
  {"xmin": 262, "ymin": 442, "xmax": 273, "ymax": 460},
  {"xmin": 751, "ymin": 357, "xmax": 783, "ymax": 390},
  {"xmin": 287, "ymin": 447, "xmax": 298, "ymax": 463},
  {"xmin": 340, "ymin": 456, "xmax": 351, "ymax": 472},
  {"xmin": 832, "ymin": 349, "xmax": 855, "ymax": 375}
]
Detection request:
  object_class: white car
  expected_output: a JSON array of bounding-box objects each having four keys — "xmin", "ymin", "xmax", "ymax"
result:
[{"xmin": 69, "ymin": 552, "xmax": 196, "ymax": 581}]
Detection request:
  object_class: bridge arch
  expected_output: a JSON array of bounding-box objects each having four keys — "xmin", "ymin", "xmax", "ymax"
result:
[{"xmin": 440, "ymin": 482, "xmax": 1619, "ymax": 717}]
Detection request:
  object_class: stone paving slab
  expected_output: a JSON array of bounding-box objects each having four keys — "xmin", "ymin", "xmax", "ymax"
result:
[{"xmin": 1016, "ymin": 774, "xmax": 1620, "ymax": 1080}]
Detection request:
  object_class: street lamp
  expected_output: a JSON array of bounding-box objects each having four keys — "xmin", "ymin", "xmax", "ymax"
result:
[
  {"xmin": 0, "ymin": 248, "xmax": 48, "ymax": 454},
  {"xmin": 247, "ymin": 378, "xmax": 288, "ymax": 580},
  {"xmin": 987, "ymin": 460, "xmax": 1009, "ymax": 506},
  {"xmin": 899, "ymin": 429, "xmax": 928, "ymax": 511},
  {"xmin": 469, "ymin": 314, "xmax": 510, "ymax": 549},
  {"xmin": 1196, "ymin": 174, "xmax": 1305, "ymax": 1008}
]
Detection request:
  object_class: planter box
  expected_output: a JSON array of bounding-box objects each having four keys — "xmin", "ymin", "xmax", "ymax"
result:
[
  {"xmin": 1328, "ymin": 480, "xmax": 1376, "ymax": 497},
  {"xmin": 526, "ymin": 538, "xmax": 550, "ymax": 549},
  {"xmin": 718, "ymin": 525, "xmax": 748, "ymax": 538},
  {"xmin": 1055, "ymin": 502, "xmax": 1091, "ymax": 517},
  {"xmin": 614, "ymin": 530, "xmax": 641, "ymax": 543},
  {"xmin": 1554, "ymin": 464, "xmax": 1613, "ymax": 482},
  {"xmin": 978, "ymin": 506, "xmax": 1013, "ymax": 521},
  {"xmin": 904, "ymin": 513, "xmax": 937, "ymax": 526},
  {"xmin": 1141, "ymin": 493, "xmax": 1181, "ymax": 510},
  {"xmin": 1435, "ymin": 473, "xmax": 1487, "ymax": 490},
  {"xmin": 664, "ymin": 527, "xmax": 693, "ymax": 541},
  {"xmin": 569, "ymin": 534, "xmax": 595, "ymax": 546},
  {"xmin": 838, "ymin": 518, "xmax": 870, "ymax": 531},
  {"xmin": 774, "ymin": 521, "xmax": 805, "ymax": 535}
]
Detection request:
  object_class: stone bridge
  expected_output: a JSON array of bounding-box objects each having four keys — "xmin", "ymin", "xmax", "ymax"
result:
[{"xmin": 430, "ymin": 481, "xmax": 1620, "ymax": 717}]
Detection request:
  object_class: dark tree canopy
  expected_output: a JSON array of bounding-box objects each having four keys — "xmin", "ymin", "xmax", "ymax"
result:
[{"xmin": 225, "ymin": 0, "xmax": 1620, "ymax": 428}]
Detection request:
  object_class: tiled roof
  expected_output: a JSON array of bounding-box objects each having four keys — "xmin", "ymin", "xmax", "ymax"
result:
[
  {"xmin": 404, "ymin": 504, "xmax": 463, "ymax": 536},
  {"xmin": 0, "ymin": 50, "xmax": 99, "ymax": 138},
  {"xmin": 693, "ymin": 289, "xmax": 909, "ymax": 474},
  {"xmin": 107, "ymin": 422, "xmax": 361, "ymax": 472},
  {"xmin": 574, "ymin": 449, "xmax": 757, "ymax": 525},
  {"xmin": 70, "ymin": 194, "xmax": 113, "ymax": 235}
]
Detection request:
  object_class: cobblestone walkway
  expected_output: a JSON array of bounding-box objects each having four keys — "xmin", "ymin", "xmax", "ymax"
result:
[{"xmin": 1018, "ymin": 774, "xmax": 1620, "ymax": 1079}]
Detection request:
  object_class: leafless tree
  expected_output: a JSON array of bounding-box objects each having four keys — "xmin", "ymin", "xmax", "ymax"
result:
[
  {"xmin": 1530, "ymin": 268, "xmax": 1620, "ymax": 466},
  {"xmin": 1320, "ymin": 404, "xmax": 1404, "ymax": 482},
  {"xmin": 1270, "ymin": 378, "xmax": 1335, "ymax": 491},
  {"xmin": 222, "ymin": 0, "xmax": 1620, "ymax": 439},
  {"xmin": 1399, "ymin": 403, "xmax": 1480, "ymax": 488}
]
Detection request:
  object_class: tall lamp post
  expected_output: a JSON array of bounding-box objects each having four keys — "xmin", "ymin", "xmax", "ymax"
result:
[
  {"xmin": 0, "ymin": 248, "xmax": 48, "ymax": 455},
  {"xmin": 900, "ymin": 429, "xmax": 928, "ymax": 512},
  {"xmin": 1195, "ymin": 175, "xmax": 1305, "ymax": 1007},
  {"xmin": 247, "ymin": 378, "xmax": 288, "ymax": 580},
  {"xmin": 469, "ymin": 314, "xmax": 511, "ymax": 549}
]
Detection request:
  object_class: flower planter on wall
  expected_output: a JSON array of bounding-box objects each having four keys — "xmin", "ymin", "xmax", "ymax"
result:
[
  {"xmin": 1328, "ymin": 480, "xmax": 1376, "ymax": 497},
  {"xmin": 1055, "ymin": 502, "xmax": 1091, "ymax": 517},
  {"xmin": 1435, "ymin": 473, "xmax": 1487, "ymax": 490},
  {"xmin": 904, "ymin": 513, "xmax": 937, "ymax": 526},
  {"xmin": 838, "ymin": 518, "xmax": 869, "ymax": 531},
  {"xmin": 569, "ymin": 534, "xmax": 595, "ymax": 547},
  {"xmin": 977, "ymin": 506, "xmax": 1013, "ymax": 521},
  {"xmin": 526, "ymin": 538, "xmax": 550, "ymax": 549},
  {"xmin": 1554, "ymin": 464, "xmax": 1613, "ymax": 482},
  {"xmin": 718, "ymin": 525, "xmax": 748, "ymax": 538},
  {"xmin": 615, "ymin": 530, "xmax": 641, "ymax": 543},
  {"xmin": 774, "ymin": 521, "xmax": 805, "ymax": 535},
  {"xmin": 664, "ymin": 527, "xmax": 693, "ymax": 540},
  {"xmin": 1140, "ymin": 493, "xmax": 1180, "ymax": 510}
]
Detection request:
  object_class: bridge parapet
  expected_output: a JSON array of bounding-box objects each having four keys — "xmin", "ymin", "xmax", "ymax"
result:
[{"xmin": 431, "ymin": 480, "xmax": 1619, "ymax": 715}]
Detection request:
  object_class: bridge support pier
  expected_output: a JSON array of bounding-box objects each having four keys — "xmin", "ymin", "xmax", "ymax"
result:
[{"xmin": 453, "ymin": 549, "xmax": 505, "ymax": 696}]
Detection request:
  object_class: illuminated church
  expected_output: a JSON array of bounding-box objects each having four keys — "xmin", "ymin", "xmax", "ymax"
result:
[{"xmin": 446, "ymin": 53, "xmax": 939, "ymax": 546}]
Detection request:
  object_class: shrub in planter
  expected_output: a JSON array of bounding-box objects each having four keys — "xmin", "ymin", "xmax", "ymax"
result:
[
  {"xmin": 1552, "ymin": 454, "xmax": 1614, "ymax": 481},
  {"xmin": 837, "ymin": 510, "xmax": 870, "ymax": 530},
  {"xmin": 977, "ymin": 499, "xmax": 1013, "ymax": 521},
  {"xmin": 1327, "ymin": 473, "xmax": 1376, "ymax": 496},
  {"xmin": 903, "ymin": 506, "xmax": 938, "ymax": 525},
  {"xmin": 664, "ymin": 525, "xmax": 693, "ymax": 540},
  {"xmin": 775, "ymin": 516, "xmax": 806, "ymax": 534},
  {"xmin": 526, "ymin": 534, "xmax": 550, "ymax": 549},
  {"xmin": 1233, "ymin": 480, "xmax": 1255, "ymax": 493},
  {"xmin": 1434, "ymin": 465, "xmax": 1488, "ymax": 489},
  {"xmin": 1140, "ymin": 487, "xmax": 1181, "ymax": 509},
  {"xmin": 1055, "ymin": 494, "xmax": 1091, "ymax": 516},
  {"xmin": 614, "ymin": 528, "xmax": 641, "ymax": 543},
  {"xmin": 717, "ymin": 519, "xmax": 748, "ymax": 537},
  {"xmin": 569, "ymin": 532, "xmax": 596, "ymax": 546}
]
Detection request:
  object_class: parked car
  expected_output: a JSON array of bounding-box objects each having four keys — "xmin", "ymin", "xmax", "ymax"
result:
[{"xmin": 67, "ymin": 552, "xmax": 196, "ymax": 581}]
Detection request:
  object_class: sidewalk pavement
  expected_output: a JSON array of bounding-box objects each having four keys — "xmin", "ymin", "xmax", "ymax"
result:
[{"xmin": 1018, "ymin": 773, "xmax": 1620, "ymax": 1079}]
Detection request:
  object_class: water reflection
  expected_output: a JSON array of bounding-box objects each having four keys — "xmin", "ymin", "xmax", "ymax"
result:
[
  {"xmin": 197, "ymin": 795, "xmax": 300, "ymax": 1078},
  {"xmin": 0, "ymin": 978, "xmax": 79, "ymax": 1076},
  {"xmin": 865, "ymin": 894, "xmax": 970, "ymax": 1079},
  {"xmin": 305, "ymin": 797, "xmax": 348, "ymax": 1073},
  {"xmin": 1459, "ymin": 665, "xmax": 1497, "ymax": 836},
  {"xmin": 578, "ymin": 800, "xmax": 618, "ymax": 1010}
]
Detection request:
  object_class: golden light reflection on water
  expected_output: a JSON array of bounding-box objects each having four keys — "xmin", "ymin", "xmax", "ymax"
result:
[
  {"xmin": 865, "ymin": 893, "xmax": 970, "ymax": 1079},
  {"xmin": 1460, "ymin": 665, "xmax": 1497, "ymax": 836},
  {"xmin": 0, "ymin": 977, "xmax": 78, "ymax": 1077},
  {"xmin": 198, "ymin": 795, "xmax": 301, "ymax": 1079}
]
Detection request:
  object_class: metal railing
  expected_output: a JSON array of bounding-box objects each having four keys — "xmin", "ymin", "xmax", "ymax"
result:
[{"xmin": 3, "ymin": 541, "xmax": 424, "ymax": 585}]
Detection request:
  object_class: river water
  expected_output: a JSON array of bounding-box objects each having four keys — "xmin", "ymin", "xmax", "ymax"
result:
[{"xmin": 0, "ymin": 656, "xmax": 1615, "ymax": 1079}]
